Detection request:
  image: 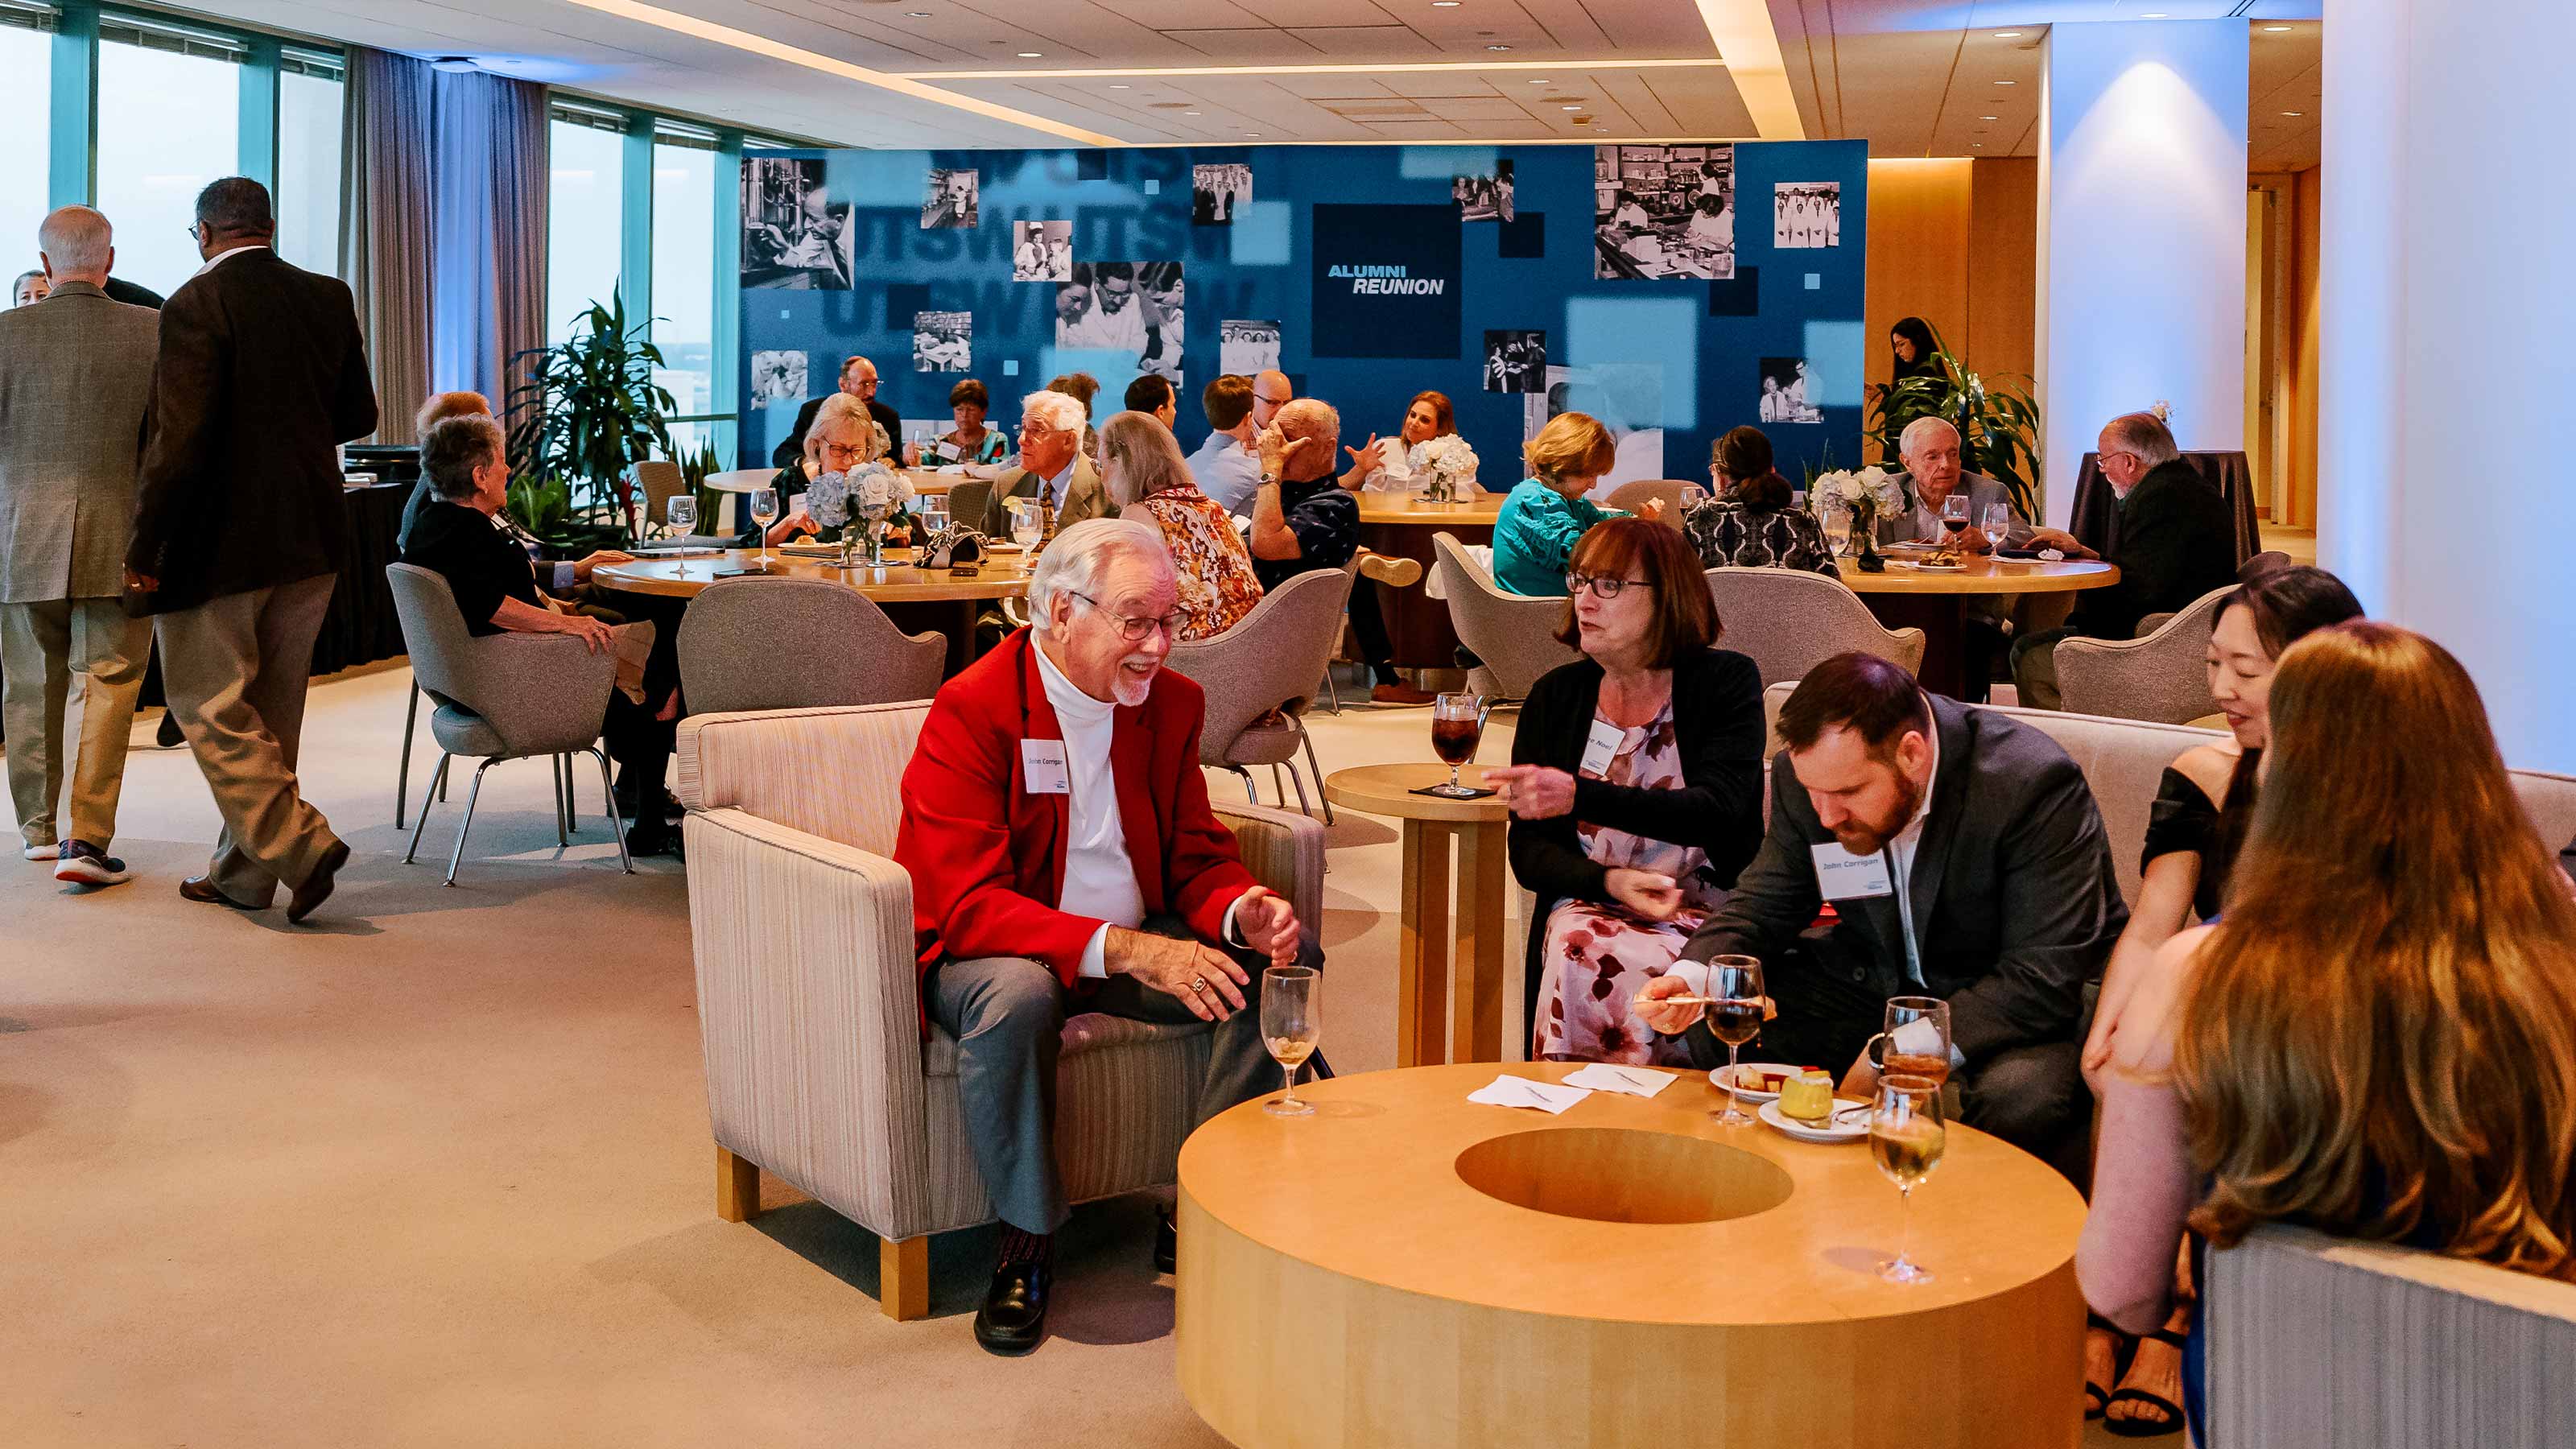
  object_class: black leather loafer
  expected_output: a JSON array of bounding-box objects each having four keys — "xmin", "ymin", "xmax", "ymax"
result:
[
  {"xmin": 287, "ymin": 840, "xmax": 350, "ymax": 924},
  {"xmin": 179, "ymin": 876, "xmax": 264, "ymax": 910},
  {"xmin": 1154, "ymin": 1207, "xmax": 1177, "ymax": 1274},
  {"xmin": 973, "ymin": 1257, "xmax": 1051, "ymax": 1356}
]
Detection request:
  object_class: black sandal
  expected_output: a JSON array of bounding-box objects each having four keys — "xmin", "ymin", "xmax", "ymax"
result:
[
  {"xmin": 2102, "ymin": 1325, "xmax": 2187, "ymax": 1437},
  {"xmin": 2083, "ymin": 1312, "xmax": 2128, "ymax": 1422}
]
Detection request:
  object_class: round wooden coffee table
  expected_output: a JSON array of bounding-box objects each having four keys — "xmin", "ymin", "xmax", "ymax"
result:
[
  {"xmin": 1177, "ymin": 1063, "xmax": 2087, "ymax": 1448},
  {"xmin": 1323, "ymin": 762, "xmax": 1510, "ymax": 1067},
  {"xmin": 1834, "ymin": 552, "xmax": 2119, "ymax": 699}
]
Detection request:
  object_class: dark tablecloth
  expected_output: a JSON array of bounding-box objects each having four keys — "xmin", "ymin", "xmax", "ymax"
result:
[{"xmin": 2069, "ymin": 450, "xmax": 2260, "ymax": 565}]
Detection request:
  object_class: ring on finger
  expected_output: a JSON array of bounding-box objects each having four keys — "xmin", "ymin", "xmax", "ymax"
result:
[{"xmin": 1189, "ymin": 977, "xmax": 1208, "ymax": 995}]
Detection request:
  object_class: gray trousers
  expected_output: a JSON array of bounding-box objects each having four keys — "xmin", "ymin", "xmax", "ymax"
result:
[
  {"xmin": 2009, "ymin": 626, "xmax": 2074, "ymax": 711},
  {"xmin": 0, "ymin": 597, "xmax": 152, "ymax": 850},
  {"xmin": 924, "ymin": 914, "xmax": 1326, "ymax": 1235},
  {"xmin": 155, "ymin": 574, "xmax": 342, "ymax": 905}
]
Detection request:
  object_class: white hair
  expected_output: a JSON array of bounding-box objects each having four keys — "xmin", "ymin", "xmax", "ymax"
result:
[
  {"xmin": 1021, "ymin": 389, "xmax": 1087, "ymax": 438},
  {"xmin": 1027, "ymin": 519, "xmax": 1172, "ymax": 637},
  {"xmin": 2103, "ymin": 411, "xmax": 2181, "ymax": 468},
  {"xmin": 37, "ymin": 205, "xmax": 112, "ymax": 276},
  {"xmin": 1897, "ymin": 415, "xmax": 1959, "ymax": 460}
]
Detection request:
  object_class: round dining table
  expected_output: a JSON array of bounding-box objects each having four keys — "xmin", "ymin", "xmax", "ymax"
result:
[
  {"xmin": 1354, "ymin": 493, "xmax": 1505, "ymax": 671},
  {"xmin": 1176, "ymin": 1061, "xmax": 2087, "ymax": 1448},
  {"xmin": 1833, "ymin": 550, "xmax": 2119, "ymax": 698},
  {"xmin": 590, "ymin": 546, "xmax": 1032, "ymax": 676}
]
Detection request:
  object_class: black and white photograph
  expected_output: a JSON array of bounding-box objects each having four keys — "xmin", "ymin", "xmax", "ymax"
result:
[
  {"xmin": 1483, "ymin": 329, "xmax": 1546, "ymax": 394},
  {"xmin": 749, "ymin": 349, "xmax": 809, "ymax": 408},
  {"xmin": 741, "ymin": 158, "xmax": 851, "ymax": 290},
  {"xmin": 1593, "ymin": 143, "xmax": 1734, "ymax": 280},
  {"xmin": 1192, "ymin": 163, "xmax": 1250, "ymax": 225},
  {"xmin": 1525, "ymin": 362, "xmax": 1668, "ymax": 494},
  {"xmin": 1758, "ymin": 357, "xmax": 1825, "ymax": 423},
  {"xmin": 1012, "ymin": 219, "xmax": 1072, "ymax": 281},
  {"xmin": 1773, "ymin": 182, "xmax": 1842, "ymax": 249},
  {"xmin": 1220, "ymin": 319, "xmax": 1281, "ymax": 375},
  {"xmin": 1454, "ymin": 159, "xmax": 1515, "ymax": 223},
  {"xmin": 1058, "ymin": 262, "xmax": 1184, "ymax": 383},
  {"xmin": 921, "ymin": 167, "xmax": 979, "ymax": 229},
  {"xmin": 913, "ymin": 311, "xmax": 972, "ymax": 373}
]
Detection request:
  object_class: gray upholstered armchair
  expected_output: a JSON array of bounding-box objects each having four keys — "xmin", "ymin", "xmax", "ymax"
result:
[
  {"xmin": 1430, "ymin": 530, "xmax": 1582, "ymax": 699},
  {"xmin": 1703, "ymin": 566, "xmax": 1926, "ymax": 687},
  {"xmin": 2054, "ymin": 583, "xmax": 2233, "ymax": 724},
  {"xmin": 675, "ymin": 701, "xmax": 1325, "ymax": 1319}
]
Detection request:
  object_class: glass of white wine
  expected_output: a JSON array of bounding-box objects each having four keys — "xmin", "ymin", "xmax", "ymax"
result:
[
  {"xmin": 1982, "ymin": 501, "xmax": 2012, "ymax": 553},
  {"xmin": 1705, "ymin": 955, "xmax": 1765, "ymax": 1126},
  {"xmin": 1261, "ymin": 965, "xmax": 1319, "ymax": 1117},
  {"xmin": 1870, "ymin": 1073, "xmax": 1946, "ymax": 1284},
  {"xmin": 665, "ymin": 495, "xmax": 696, "ymax": 576},
  {"xmin": 1008, "ymin": 497, "xmax": 1042, "ymax": 549},
  {"xmin": 748, "ymin": 487, "xmax": 780, "ymax": 572}
]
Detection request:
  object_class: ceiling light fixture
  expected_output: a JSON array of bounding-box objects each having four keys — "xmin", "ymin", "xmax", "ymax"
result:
[
  {"xmin": 1993, "ymin": 79, "xmax": 2017, "ymax": 85},
  {"xmin": 1530, "ymin": 78, "xmax": 1549, "ymax": 84},
  {"xmin": 905, "ymin": 10, "xmax": 928, "ymax": 15},
  {"xmin": 1433, "ymin": 2, "xmax": 1459, "ymax": 6},
  {"xmin": 902, "ymin": 56, "xmax": 1719, "ymax": 80},
  {"xmin": 2262, "ymin": 24, "xmax": 2293, "ymax": 31},
  {"xmin": 1016, "ymin": 51, "xmax": 1042, "ymax": 57},
  {"xmin": 1560, "ymin": 104, "xmax": 1580, "ymax": 110},
  {"xmin": 1994, "ymin": 31, "xmax": 2021, "ymax": 39},
  {"xmin": 1688, "ymin": 0, "xmax": 1802, "ymax": 138},
  {"xmin": 429, "ymin": 56, "xmax": 480, "ymax": 72},
  {"xmin": 2281, "ymin": 110, "xmax": 2303, "ymax": 117},
  {"xmin": 1980, "ymin": 114, "xmax": 1998, "ymax": 120},
  {"xmin": 1486, "ymin": 43, "xmax": 1511, "ymax": 51},
  {"xmin": 2141, "ymin": 12, "xmax": 2168, "ymax": 18},
  {"xmin": 1184, "ymin": 110, "xmax": 1200, "ymax": 116}
]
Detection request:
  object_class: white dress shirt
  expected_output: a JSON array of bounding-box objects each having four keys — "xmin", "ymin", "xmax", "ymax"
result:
[
  {"xmin": 1882, "ymin": 723, "xmax": 1938, "ymax": 988},
  {"xmin": 191, "ymin": 242, "xmax": 271, "ymax": 279}
]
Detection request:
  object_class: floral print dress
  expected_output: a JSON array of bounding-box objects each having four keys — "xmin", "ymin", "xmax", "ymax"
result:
[
  {"xmin": 1533, "ymin": 703, "xmax": 1729, "ymax": 1065},
  {"xmin": 1138, "ymin": 485, "xmax": 1265, "ymax": 641}
]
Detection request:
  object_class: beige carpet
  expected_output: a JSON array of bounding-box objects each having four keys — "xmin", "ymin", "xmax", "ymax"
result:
[{"xmin": 3, "ymin": 663, "xmax": 2140, "ymax": 1447}]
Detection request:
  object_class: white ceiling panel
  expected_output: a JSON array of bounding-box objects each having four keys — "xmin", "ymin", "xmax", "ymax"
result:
[
  {"xmin": 1285, "ymin": 27, "xmax": 1445, "ymax": 60},
  {"xmin": 1159, "ymin": 29, "xmax": 1331, "ymax": 62}
]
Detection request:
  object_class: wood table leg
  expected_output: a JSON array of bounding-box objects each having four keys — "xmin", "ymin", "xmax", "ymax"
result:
[
  {"xmin": 1451, "ymin": 820, "xmax": 1509, "ymax": 1063},
  {"xmin": 879, "ymin": 1234, "xmax": 930, "ymax": 1321},
  {"xmin": 1397, "ymin": 821, "xmax": 1454, "ymax": 1067},
  {"xmin": 716, "ymin": 1144, "xmax": 761, "ymax": 1223}
]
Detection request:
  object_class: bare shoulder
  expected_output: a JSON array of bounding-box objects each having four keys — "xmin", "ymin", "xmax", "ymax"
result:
[{"xmin": 2170, "ymin": 741, "xmax": 2240, "ymax": 805}]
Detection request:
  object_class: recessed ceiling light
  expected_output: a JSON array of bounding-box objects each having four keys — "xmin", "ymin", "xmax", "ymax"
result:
[
  {"xmin": 2262, "ymin": 24, "xmax": 2293, "ymax": 31},
  {"xmin": 1979, "ymin": 114, "xmax": 1998, "ymax": 121},
  {"xmin": 1108, "ymin": 83, "xmax": 1129, "ymax": 89},
  {"xmin": 1016, "ymin": 51, "xmax": 1042, "ymax": 57},
  {"xmin": 1432, "ymin": 2, "xmax": 1459, "ymax": 6},
  {"xmin": 1994, "ymin": 31, "xmax": 2021, "ymax": 39},
  {"xmin": 1560, "ymin": 104, "xmax": 1580, "ymax": 110},
  {"xmin": 1486, "ymin": 43, "xmax": 1511, "ymax": 51},
  {"xmin": 904, "ymin": 9, "xmax": 928, "ymax": 14},
  {"xmin": 1184, "ymin": 110, "xmax": 1200, "ymax": 116},
  {"xmin": 1530, "ymin": 79, "xmax": 1549, "ymax": 85},
  {"xmin": 2141, "ymin": 12, "xmax": 2168, "ymax": 18},
  {"xmin": 1246, "ymin": 131, "xmax": 1261, "ymax": 137},
  {"xmin": 1971, "ymin": 142, "xmax": 1984, "ymax": 149},
  {"xmin": 1993, "ymin": 79, "xmax": 2017, "ymax": 85},
  {"xmin": 2281, "ymin": 110, "xmax": 2304, "ymax": 117}
]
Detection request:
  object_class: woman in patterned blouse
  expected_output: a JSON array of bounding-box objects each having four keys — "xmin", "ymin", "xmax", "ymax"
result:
[
  {"xmin": 1682, "ymin": 426, "xmax": 1840, "ymax": 577},
  {"xmin": 1100, "ymin": 410, "xmax": 1265, "ymax": 641}
]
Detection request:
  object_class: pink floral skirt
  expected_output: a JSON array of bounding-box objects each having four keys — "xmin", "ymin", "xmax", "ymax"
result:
[{"xmin": 1533, "ymin": 900, "xmax": 1710, "ymax": 1065}]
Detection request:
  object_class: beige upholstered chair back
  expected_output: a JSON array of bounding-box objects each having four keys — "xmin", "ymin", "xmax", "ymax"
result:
[
  {"xmin": 1431, "ymin": 530, "xmax": 1583, "ymax": 698},
  {"xmin": 634, "ymin": 460, "xmax": 687, "ymax": 527},
  {"xmin": 2205, "ymin": 1224, "xmax": 2576, "ymax": 1449},
  {"xmin": 1707, "ymin": 566, "xmax": 1927, "ymax": 687},
  {"xmin": 1605, "ymin": 478, "xmax": 1686, "ymax": 527},
  {"xmin": 1165, "ymin": 568, "xmax": 1352, "ymax": 762},
  {"xmin": 2055, "ymin": 584, "xmax": 2231, "ymax": 724},
  {"xmin": 677, "ymin": 701, "xmax": 927, "ymax": 854},
  {"xmin": 678, "ymin": 576, "xmax": 946, "ymax": 716}
]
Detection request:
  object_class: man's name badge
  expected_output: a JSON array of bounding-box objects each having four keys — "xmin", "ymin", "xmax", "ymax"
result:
[
  {"xmin": 1021, "ymin": 739, "xmax": 1071, "ymax": 795},
  {"xmin": 1810, "ymin": 842, "xmax": 1894, "ymax": 900}
]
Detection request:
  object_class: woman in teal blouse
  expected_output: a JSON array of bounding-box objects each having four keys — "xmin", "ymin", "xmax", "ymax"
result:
[{"xmin": 1492, "ymin": 411, "xmax": 1633, "ymax": 596}]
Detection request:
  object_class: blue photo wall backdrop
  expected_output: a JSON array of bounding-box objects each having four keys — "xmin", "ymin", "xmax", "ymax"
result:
[{"xmin": 736, "ymin": 141, "xmax": 1867, "ymax": 489}]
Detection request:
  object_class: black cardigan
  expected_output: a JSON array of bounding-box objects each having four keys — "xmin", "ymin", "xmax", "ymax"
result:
[{"xmin": 1506, "ymin": 648, "xmax": 1768, "ymax": 906}]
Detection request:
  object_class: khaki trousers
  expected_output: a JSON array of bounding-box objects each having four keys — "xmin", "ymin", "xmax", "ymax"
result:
[
  {"xmin": 0, "ymin": 597, "xmax": 154, "ymax": 850},
  {"xmin": 155, "ymin": 574, "xmax": 342, "ymax": 905}
]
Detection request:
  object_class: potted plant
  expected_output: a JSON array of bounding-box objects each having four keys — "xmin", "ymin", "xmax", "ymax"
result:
[
  {"xmin": 506, "ymin": 291, "xmax": 675, "ymax": 548},
  {"xmin": 1866, "ymin": 322, "xmax": 2044, "ymax": 523}
]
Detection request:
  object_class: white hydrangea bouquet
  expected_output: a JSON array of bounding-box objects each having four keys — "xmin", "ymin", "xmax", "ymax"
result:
[
  {"xmin": 806, "ymin": 461, "xmax": 914, "ymax": 566},
  {"xmin": 1407, "ymin": 434, "xmax": 1480, "ymax": 502},
  {"xmin": 1810, "ymin": 464, "xmax": 1905, "ymax": 558}
]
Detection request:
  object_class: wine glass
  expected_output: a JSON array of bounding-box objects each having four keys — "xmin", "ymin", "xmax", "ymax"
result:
[
  {"xmin": 1938, "ymin": 493, "xmax": 1970, "ymax": 552},
  {"xmin": 749, "ymin": 487, "xmax": 779, "ymax": 572},
  {"xmin": 1261, "ymin": 965, "xmax": 1320, "ymax": 1117},
  {"xmin": 664, "ymin": 494, "xmax": 697, "ymax": 575},
  {"xmin": 1704, "ymin": 955, "xmax": 1765, "ymax": 1126},
  {"xmin": 1870, "ymin": 1074, "xmax": 1946, "ymax": 1283},
  {"xmin": 918, "ymin": 495, "xmax": 951, "ymax": 542},
  {"xmin": 1429, "ymin": 692, "xmax": 1484, "ymax": 797},
  {"xmin": 1868, "ymin": 996, "xmax": 1953, "ymax": 1090},
  {"xmin": 1982, "ymin": 502, "xmax": 2012, "ymax": 553},
  {"xmin": 1008, "ymin": 497, "xmax": 1042, "ymax": 548}
]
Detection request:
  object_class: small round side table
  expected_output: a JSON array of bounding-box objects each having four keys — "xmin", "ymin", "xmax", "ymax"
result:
[{"xmin": 1323, "ymin": 762, "xmax": 1513, "ymax": 1067}]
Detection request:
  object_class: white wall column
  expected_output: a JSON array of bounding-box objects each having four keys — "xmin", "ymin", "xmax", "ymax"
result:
[
  {"xmin": 2037, "ymin": 21, "xmax": 2248, "ymax": 526},
  {"xmin": 2320, "ymin": 0, "xmax": 2576, "ymax": 774}
]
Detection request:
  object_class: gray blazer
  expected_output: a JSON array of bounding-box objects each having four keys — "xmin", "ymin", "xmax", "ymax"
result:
[
  {"xmin": 980, "ymin": 456, "xmax": 1108, "ymax": 539},
  {"xmin": 1877, "ymin": 469, "xmax": 2030, "ymax": 547},
  {"xmin": 1681, "ymin": 695, "xmax": 2128, "ymax": 1062},
  {"xmin": 0, "ymin": 282, "xmax": 163, "ymax": 602}
]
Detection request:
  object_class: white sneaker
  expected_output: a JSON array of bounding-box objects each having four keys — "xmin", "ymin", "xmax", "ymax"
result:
[
  {"xmin": 23, "ymin": 841, "xmax": 58, "ymax": 861},
  {"xmin": 52, "ymin": 840, "xmax": 131, "ymax": 886}
]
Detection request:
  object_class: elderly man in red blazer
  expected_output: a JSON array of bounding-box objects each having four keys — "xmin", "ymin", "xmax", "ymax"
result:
[{"xmin": 894, "ymin": 517, "xmax": 1321, "ymax": 1356}]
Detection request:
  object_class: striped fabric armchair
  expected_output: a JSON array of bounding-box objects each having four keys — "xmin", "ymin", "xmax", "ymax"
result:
[{"xmin": 674, "ymin": 701, "xmax": 1325, "ymax": 1319}]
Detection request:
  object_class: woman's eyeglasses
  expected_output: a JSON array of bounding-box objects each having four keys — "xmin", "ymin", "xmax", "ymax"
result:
[{"xmin": 1567, "ymin": 573, "xmax": 1652, "ymax": 600}]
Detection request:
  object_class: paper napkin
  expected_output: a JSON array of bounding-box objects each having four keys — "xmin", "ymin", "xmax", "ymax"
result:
[
  {"xmin": 1467, "ymin": 1075, "xmax": 1592, "ymax": 1115},
  {"xmin": 1563, "ymin": 1063, "xmax": 1678, "ymax": 1097}
]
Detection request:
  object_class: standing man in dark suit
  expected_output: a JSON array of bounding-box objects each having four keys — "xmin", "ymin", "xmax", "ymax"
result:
[
  {"xmin": 772, "ymin": 354, "xmax": 900, "ymax": 468},
  {"xmin": 2011, "ymin": 411, "xmax": 2238, "ymax": 708},
  {"xmin": 125, "ymin": 178, "xmax": 378, "ymax": 923},
  {"xmin": 1637, "ymin": 653, "xmax": 2127, "ymax": 1162},
  {"xmin": 0, "ymin": 206, "xmax": 163, "ymax": 885}
]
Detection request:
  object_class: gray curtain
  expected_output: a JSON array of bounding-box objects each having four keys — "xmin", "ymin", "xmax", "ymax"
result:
[
  {"xmin": 339, "ymin": 47, "xmax": 434, "ymax": 445},
  {"xmin": 430, "ymin": 70, "xmax": 548, "ymax": 420}
]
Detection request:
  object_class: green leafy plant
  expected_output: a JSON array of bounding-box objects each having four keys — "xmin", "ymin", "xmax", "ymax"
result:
[
  {"xmin": 506, "ymin": 291, "xmax": 675, "ymax": 546},
  {"xmin": 503, "ymin": 474, "xmax": 578, "ymax": 545},
  {"xmin": 1866, "ymin": 322, "xmax": 2044, "ymax": 522}
]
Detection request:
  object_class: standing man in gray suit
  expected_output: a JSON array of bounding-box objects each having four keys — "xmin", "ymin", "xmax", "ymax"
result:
[
  {"xmin": 0, "ymin": 206, "xmax": 162, "ymax": 885},
  {"xmin": 126, "ymin": 179, "xmax": 378, "ymax": 923}
]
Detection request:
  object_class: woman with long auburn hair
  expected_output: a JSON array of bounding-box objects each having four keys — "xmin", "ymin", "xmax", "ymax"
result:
[{"xmin": 2079, "ymin": 621, "xmax": 2576, "ymax": 1441}]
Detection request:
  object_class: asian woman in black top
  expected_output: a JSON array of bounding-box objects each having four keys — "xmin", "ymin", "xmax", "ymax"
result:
[{"xmin": 1485, "ymin": 517, "xmax": 1765, "ymax": 1063}]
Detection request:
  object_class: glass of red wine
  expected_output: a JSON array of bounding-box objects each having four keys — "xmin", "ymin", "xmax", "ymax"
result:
[
  {"xmin": 1706, "ymin": 955, "xmax": 1766, "ymax": 1126},
  {"xmin": 1427, "ymin": 692, "xmax": 1487, "ymax": 798},
  {"xmin": 1939, "ymin": 494, "xmax": 1970, "ymax": 553}
]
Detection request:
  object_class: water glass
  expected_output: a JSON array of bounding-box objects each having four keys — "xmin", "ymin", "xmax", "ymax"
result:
[
  {"xmin": 1261, "ymin": 966, "xmax": 1320, "ymax": 1117},
  {"xmin": 1705, "ymin": 956, "xmax": 1765, "ymax": 1126},
  {"xmin": 1870, "ymin": 1074, "xmax": 1946, "ymax": 1283},
  {"xmin": 666, "ymin": 493, "xmax": 696, "ymax": 537},
  {"xmin": 1008, "ymin": 497, "xmax": 1042, "ymax": 548},
  {"xmin": 1983, "ymin": 502, "xmax": 2012, "ymax": 551},
  {"xmin": 748, "ymin": 488, "xmax": 780, "ymax": 571},
  {"xmin": 919, "ymin": 496, "xmax": 951, "ymax": 540}
]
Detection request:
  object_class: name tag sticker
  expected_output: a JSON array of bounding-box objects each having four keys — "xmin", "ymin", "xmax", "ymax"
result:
[
  {"xmin": 1579, "ymin": 720, "xmax": 1625, "ymax": 778},
  {"xmin": 1810, "ymin": 843, "xmax": 1894, "ymax": 900},
  {"xmin": 1021, "ymin": 739, "xmax": 1071, "ymax": 795}
]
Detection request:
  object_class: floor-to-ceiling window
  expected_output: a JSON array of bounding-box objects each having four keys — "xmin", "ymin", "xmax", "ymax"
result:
[
  {"xmin": 0, "ymin": 12, "xmax": 52, "ymax": 295},
  {"xmin": 650, "ymin": 122, "xmax": 719, "ymax": 457},
  {"xmin": 94, "ymin": 16, "xmax": 242, "ymax": 297},
  {"xmin": 546, "ymin": 103, "xmax": 627, "ymax": 343},
  {"xmin": 274, "ymin": 47, "xmax": 345, "ymax": 275}
]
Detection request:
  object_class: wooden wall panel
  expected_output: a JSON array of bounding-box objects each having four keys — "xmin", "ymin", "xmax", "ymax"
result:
[
  {"xmin": 1967, "ymin": 158, "xmax": 2039, "ymax": 387},
  {"xmin": 2285, "ymin": 167, "xmax": 2322, "ymax": 529},
  {"xmin": 1864, "ymin": 159, "xmax": 1972, "ymax": 460}
]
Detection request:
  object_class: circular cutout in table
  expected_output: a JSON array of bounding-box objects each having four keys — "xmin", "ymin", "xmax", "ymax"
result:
[{"xmin": 1176, "ymin": 1062, "xmax": 2087, "ymax": 1447}]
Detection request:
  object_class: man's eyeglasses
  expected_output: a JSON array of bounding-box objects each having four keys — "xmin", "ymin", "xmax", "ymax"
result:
[
  {"xmin": 1567, "ymin": 573, "xmax": 1653, "ymax": 600},
  {"xmin": 1071, "ymin": 592, "xmax": 1182, "ymax": 643}
]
